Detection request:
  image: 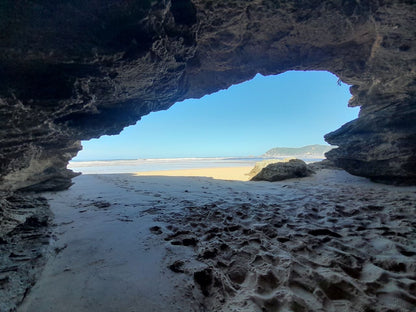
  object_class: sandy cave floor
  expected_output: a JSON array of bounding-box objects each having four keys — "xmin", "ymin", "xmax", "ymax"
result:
[{"xmin": 16, "ymin": 169, "xmax": 416, "ymax": 312}]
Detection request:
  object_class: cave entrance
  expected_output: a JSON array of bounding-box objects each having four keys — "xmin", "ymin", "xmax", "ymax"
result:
[{"xmin": 69, "ymin": 71, "xmax": 359, "ymax": 176}]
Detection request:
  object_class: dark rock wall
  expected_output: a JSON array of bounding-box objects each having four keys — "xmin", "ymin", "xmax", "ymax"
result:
[
  {"xmin": 0, "ymin": 0, "xmax": 415, "ymax": 190},
  {"xmin": 0, "ymin": 194, "xmax": 51, "ymax": 311}
]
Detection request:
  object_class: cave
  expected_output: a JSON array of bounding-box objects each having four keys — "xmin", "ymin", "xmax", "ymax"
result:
[
  {"xmin": 0, "ymin": 0, "xmax": 415, "ymax": 191},
  {"xmin": 1, "ymin": 1, "xmax": 415, "ymax": 311}
]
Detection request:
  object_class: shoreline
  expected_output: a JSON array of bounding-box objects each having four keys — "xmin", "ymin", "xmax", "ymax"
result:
[{"xmin": 67, "ymin": 157, "xmax": 325, "ymax": 175}]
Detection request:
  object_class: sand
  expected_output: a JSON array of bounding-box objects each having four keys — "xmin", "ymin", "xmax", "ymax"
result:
[
  {"xmin": 134, "ymin": 166, "xmax": 253, "ymax": 181},
  {"xmin": 17, "ymin": 168, "xmax": 416, "ymax": 312}
]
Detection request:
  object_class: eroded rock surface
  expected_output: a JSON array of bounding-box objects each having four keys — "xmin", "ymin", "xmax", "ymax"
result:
[
  {"xmin": 249, "ymin": 159, "xmax": 313, "ymax": 181},
  {"xmin": 0, "ymin": 194, "xmax": 51, "ymax": 311},
  {"xmin": 0, "ymin": 0, "xmax": 415, "ymax": 189}
]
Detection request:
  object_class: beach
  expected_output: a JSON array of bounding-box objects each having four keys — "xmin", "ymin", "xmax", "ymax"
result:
[
  {"xmin": 16, "ymin": 168, "xmax": 416, "ymax": 312},
  {"xmin": 134, "ymin": 166, "xmax": 253, "ymax": 181},
  {"xmin": 67, "ymin": 157, "xmax": 324, "ymax": 175},
  {"xmin": 67, "ymin": 157, "xmax": 264, "ymax": 175}
]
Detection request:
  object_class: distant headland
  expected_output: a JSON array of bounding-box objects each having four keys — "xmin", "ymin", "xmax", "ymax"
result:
[{"xmin": 262, "ymin": 144, "xmax": 333, "ymax": 158}]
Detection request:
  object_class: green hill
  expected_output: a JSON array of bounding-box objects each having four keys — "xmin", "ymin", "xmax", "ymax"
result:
[{"xmin": 262, "ymin": 144, "xmax": 333, "ymax": 158}]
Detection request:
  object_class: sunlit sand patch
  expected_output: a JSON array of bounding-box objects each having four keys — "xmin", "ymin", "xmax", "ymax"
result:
[{"xmin": 134, "ymin": 166, "xmax": 253, "ymax": 181}]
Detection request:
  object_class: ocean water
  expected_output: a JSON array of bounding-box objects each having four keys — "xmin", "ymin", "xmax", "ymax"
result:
[{"xmin": 68, "ymin": 157, "xmax": 324, "ymax": 174}]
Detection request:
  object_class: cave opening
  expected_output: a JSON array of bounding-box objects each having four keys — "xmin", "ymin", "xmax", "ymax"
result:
[
  {"xmin": 3, "ymin": 2, "xmax": 415, "ymax": 310},
  {"xmin": 69, "ymin": 70, "xmax": 359, "ymax": 175}
]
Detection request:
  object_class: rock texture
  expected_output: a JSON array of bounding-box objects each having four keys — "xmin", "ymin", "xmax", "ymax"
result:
[
  {"xmin": 307, "ymin": 159, "xmax": 340, "ymax": 171},
  {"xmin": 0, "ymin": 194, "xmax": 51, "ymax": 311},
  {"xmin": 250, "ymin": 159, "xmax": 313, "ymax": 181},
  {"xmin": 0, "ymin": 0, "xmax": 415, "ymax": 190},
  {"xmin": 248, "ymin": 158, "xmax": 294, "ymax": 178}
]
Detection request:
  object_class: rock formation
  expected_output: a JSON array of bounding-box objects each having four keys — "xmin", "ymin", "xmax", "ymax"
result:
[
  {"xmin": 0, "ymin": 194, "xmax": 51, "ymax": 312},
  {"xmin": 0, "ymin": 0, "xmax": 415, "ymax": 190},
  {"xmin": 249, "ymin": 159, "xmax": 313, "ymax": 181},
  {"xmin": 307, "ymin": 159, "xmax": 340, "ymax": 171}
]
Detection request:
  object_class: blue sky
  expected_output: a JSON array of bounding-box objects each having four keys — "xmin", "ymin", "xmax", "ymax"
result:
[{"xmin": 74, "ymin": 71, "xmax": 359, "ymax": 160}]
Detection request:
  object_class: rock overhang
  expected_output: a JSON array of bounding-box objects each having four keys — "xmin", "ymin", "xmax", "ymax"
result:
[{"xmin": 0, "ymin": 0, "xmax": 415, "ymax": 190}]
